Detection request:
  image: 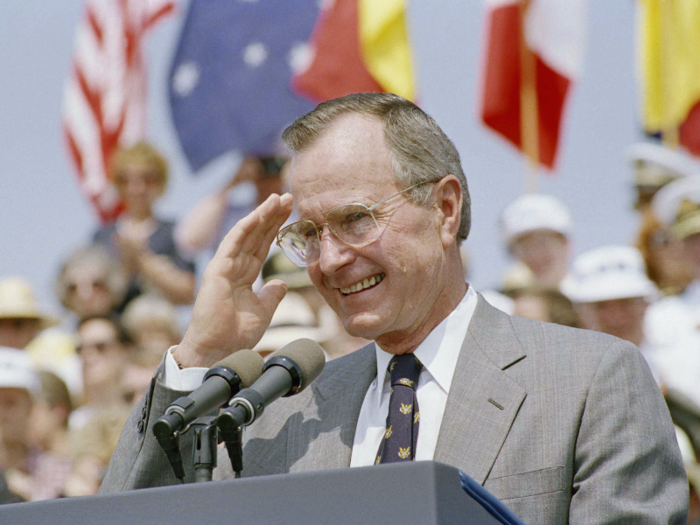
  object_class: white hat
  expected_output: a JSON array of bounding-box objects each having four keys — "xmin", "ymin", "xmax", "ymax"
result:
[
  {"xmin": 628, "ymin": 143, "xmax": 699, "ymax": 187},
  {"xmin": 254, "ymin": 293, "xmax": 335, "ymax": 354},
  {"xmin": 0, "ymin": 346, "xmax": 39, "ymax": 393},
  {"xmin": 651, "ymin": 175, "xmax": 700, "ymax": 238},
  {"xmin": 501, "ymin": 194, "xmax": 572, "ymax": 246},
  {"xmin": 561, "ymin": 246, "xmax": 657, "ymax": 303}
]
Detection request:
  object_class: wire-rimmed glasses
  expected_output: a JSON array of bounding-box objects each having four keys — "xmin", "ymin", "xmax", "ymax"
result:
[{"xmin": 276, "ymin": 181, "xmax": 432, "ymax": 267}]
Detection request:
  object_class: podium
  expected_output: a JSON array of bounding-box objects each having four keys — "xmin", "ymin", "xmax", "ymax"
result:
[{"xmin": 1, "ymin": 461, "xmax": 512, "ymax": 524}]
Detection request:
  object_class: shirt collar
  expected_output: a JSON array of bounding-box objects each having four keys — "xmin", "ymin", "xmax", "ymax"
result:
[{"xmin": 375, "ymin": 283, "xmax": 478, "ymax": 393}]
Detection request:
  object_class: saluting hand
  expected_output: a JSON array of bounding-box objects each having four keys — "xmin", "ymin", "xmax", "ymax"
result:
[{"xmin": 174, "ymin": 193, "xmax": 294, "ymax": 368}]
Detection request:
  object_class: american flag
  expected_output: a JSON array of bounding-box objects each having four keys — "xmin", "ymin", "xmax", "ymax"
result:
[{"xmin": 62, "ymin": 0, "xmax": 175, "ymax": 224}]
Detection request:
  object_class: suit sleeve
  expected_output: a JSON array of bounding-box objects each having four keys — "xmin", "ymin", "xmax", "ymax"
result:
[
  {"xmin": 569, "ymin": 339, "xmax": 689, "ymax": 523},
  {"xmin": 99, "ymin": 365, "xmax": 200, "ymax": 492}
]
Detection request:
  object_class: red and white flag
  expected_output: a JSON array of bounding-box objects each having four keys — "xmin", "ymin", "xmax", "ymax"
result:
[
  {"xmin": 480, "ymin": 0, "xmax": 586, "ymax": 170},
  {"xmin": 62, "ymin": 0, "xmax": 175, "ymax": 223}
]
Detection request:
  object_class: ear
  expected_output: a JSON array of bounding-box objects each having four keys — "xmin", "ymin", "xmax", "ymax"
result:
[{"xmin": 433, "ymin": 175, "xmax": 462, "ymax": 248}]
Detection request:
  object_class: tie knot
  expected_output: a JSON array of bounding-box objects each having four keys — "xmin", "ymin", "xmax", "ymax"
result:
[{"xmin": 388, "ymin": 353, "xmax": 422, "ymax": 389}]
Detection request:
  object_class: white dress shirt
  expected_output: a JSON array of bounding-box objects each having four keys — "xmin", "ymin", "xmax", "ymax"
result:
[
  {"xmin": 163, "ymin": 284, "xmax": 478, "ymax": 468},
  {"xmin": 350, "ymin": 284, "xmax": 477, "ymax": 467}
]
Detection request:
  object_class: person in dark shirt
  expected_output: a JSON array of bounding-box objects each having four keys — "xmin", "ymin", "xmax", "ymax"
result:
[{"xmin": 93, "ymin": 142, "xmax": 195, "ymax": 307}]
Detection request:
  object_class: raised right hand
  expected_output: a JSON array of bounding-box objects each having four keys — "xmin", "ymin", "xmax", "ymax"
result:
[{"xmin": 173, "ymin": 193, "xmax": 294, "ymax": 368}]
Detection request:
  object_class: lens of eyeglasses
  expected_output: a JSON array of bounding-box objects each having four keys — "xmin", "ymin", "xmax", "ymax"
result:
[
  {"xmin": 328, "ymin": 204, "xmax": 378, "ymax": 244},
  {"xmin": 278, "ymin": 204, "xmax": 381, "ymax": 266}
]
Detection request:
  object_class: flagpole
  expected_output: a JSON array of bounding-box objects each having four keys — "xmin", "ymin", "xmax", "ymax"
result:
[
  {"xmin": 659, "ymin": 0, "xmax": 679, "ymax": 149},
  {"xmin": 519, "ymin": 0, "xmax": 539, "ymax": 193}
]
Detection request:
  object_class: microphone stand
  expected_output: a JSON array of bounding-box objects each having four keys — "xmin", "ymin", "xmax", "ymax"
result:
[
  {"xmin": 191, "ymin": 417, "xmax": 221, "ymax": 483},
  {"xmin": 217, "ymin": 408, "xmax": 247, "ymax": 478}
]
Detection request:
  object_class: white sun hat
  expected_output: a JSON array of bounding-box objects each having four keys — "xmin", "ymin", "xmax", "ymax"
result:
[
  {"xmin": 561, "ymin": 246, "xmax": 657, "ymax": 303},
  {"xmin": 628, "ymin": 143, "xmax": 699, "ymax": 187},
  {"xmin": 0, "ymin": 346, "xmax": 40, "ymax": 394},
  {"xmin": 501, "ymin": 194, "xmax": 572, "ymax": 246},
  {"xmin": 651, "ymin": 174, "xmax": 700, "ymax": 239}
]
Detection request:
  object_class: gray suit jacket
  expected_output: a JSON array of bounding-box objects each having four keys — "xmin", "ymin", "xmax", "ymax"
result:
[{"xmin": 101, "ymin": 295, "xmax": 689, "ymax": 523}]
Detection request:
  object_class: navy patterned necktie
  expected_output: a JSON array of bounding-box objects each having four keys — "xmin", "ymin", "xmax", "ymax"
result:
[{"xmin": 375, "ymin": 353, "xmax": 423, "ymax": 464}]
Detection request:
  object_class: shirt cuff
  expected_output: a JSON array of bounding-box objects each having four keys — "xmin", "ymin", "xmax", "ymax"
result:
[{"xmin": 163, "ymin": 346, "xmax": 208, "ymax": 391}]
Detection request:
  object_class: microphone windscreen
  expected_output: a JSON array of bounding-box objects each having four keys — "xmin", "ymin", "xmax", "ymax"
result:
[
  {"xmin": 270, "ymin": 338, "xmax": 325, "ymax": 393},
  {"xmin": 212, "ymin": 349, "xmax": 265, "ymax": 388}
]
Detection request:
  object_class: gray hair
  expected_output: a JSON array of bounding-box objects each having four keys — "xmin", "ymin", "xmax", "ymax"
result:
[{"xmin": 281, "ymin": 93, "xmax": 471, "ymax": 243}]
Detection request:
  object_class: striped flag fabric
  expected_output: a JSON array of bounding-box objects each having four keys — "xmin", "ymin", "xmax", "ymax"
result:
[
  {"xmin": 62, "ymin": 0, "xmax": 175, "ymax": 223},
  {"xmin": 480, "ymin": 0, "xmax": 586, "ymax": 170}
]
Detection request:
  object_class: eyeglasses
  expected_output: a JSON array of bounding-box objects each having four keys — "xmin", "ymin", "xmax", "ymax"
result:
[
  {"xmin": 75, "ymin": 339, "xmax": 118, "ymax": 355},
  {"xmin": 276, "ymin": 181, "xmax": 432, "ymax": 267},
  {"xmin": 67, "ymin": 279, "xmax": 109, "ymax": 295}
]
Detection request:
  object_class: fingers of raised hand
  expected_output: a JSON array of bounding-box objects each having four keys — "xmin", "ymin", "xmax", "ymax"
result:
[{"xmin": 218, "ymin": 193, "xmax": 292, "ymax": 260}]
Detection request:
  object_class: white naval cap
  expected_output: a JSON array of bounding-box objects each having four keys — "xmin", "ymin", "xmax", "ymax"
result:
[
  {"xmin": 0, "ymin": 346, "xmax": 39, "ymax": 393},
  {"xmin": 501, "ymin": 194, "xmax": 572, "ymax": 246},
  {"xmin": 561, "ymin": 246, "xmax": 657, "ymax": 303},
  {"xmin": 651, "ymin": 175, "xmax": 700, "ymax": 238},
  {"xmin": 628, "ymin": 143, "xmax": 699, "ymax": 187}
]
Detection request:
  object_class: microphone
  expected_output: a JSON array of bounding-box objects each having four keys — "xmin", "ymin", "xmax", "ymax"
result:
[
  {"xmin": 217, "ymin": 339, "xmax": 325, "ymax": 430},
  {"xmin": 153, "ymin": 349, "xmax": 264, "ymax": 480}
]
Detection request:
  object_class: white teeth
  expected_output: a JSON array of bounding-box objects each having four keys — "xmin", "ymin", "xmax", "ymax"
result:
[{"xmin": 340, "ymin": 273, "xmax": 385, "ymax": 295}]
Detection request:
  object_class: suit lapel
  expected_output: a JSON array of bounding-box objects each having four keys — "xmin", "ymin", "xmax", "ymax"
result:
[
  {"xmin": 434, "ymin": 295, "xmax": 527, "ymax": 484},
  {"xmin": 287, "ymin": 344, "xmax": 377, "ymax": 472}
]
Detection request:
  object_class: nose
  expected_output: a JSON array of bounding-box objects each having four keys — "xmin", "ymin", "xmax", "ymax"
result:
[{"xmin": 317, "ymin": 228, "xmax": 356, "ymax": 275}]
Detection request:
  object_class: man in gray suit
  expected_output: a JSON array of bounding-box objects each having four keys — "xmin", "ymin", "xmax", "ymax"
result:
[{"xmin": 101, "ymin": 93, "xmax": 688, "ymax": 523}]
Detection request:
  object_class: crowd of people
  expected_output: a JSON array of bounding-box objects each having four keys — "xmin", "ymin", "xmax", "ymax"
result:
[{"xmin": 1, "ymin": 136, "xmax": 699, "ymax": 518}]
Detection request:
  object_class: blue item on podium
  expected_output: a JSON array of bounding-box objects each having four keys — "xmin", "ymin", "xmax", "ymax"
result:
[{"xmin": 1, "ymin": 461, "xmax": 523, "ymax": 524}]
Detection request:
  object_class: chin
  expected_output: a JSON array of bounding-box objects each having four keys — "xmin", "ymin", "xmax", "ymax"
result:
[{"xmin": 341, "ymin": 312, "xmax": 387, "ymax": 341}]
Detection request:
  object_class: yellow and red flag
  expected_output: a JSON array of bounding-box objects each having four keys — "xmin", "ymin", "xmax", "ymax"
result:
[
  {"xmin": 637, "ymin": 0, "xmax": 700, "ymax": 157},
  {"xmin": 292, "ymin": 0, "xmax": 416, "ymax": 103}
]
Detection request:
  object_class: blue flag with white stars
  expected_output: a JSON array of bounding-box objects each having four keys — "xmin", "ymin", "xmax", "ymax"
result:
[{"xmin": 169, "ymin": 0, "xmax": 319, "ymax": 171}]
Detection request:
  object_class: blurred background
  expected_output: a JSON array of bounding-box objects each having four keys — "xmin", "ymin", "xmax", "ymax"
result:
[{"xmin": 1, "ymin": 0, "xmax": 642, "ymax": 312}]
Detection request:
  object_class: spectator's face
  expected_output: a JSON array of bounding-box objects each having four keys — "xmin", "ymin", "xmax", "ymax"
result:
[
  {"xmin": 579, "ymin": 297, "xmax": 648, "ymax": 344},
  {"xmin": 0, "ymin": 317, "xmax": 41, "ymax": 349},
  {"xmin": 132, "ymin": 322, "xmax": 179, "ymax": 362},
  {"xmin": 510, "ymin": 230, "xmax": 569, "ymax": 277},
  {"xmin": 28, "ymin": 399, "xmax": 66, "ymax": 450},
  {"xmin": 116, "ymin": 162, "xmax": 162, "ymax": 214},
  {"xmin": 64, "ymin": 261, "xmax": 113, "ymax": 319},
  {"xmin": 291, "ymin": 115, "xmax": 448, "ymax": 343},
  {"xmin": 683, "ymin": 233, "xmax": 700, "ymax": 277},
  {"xmin": 648, "ymin": 229, "xmax": 695, "ymax": 286},
  {"xmin": 0, "ymin": 387, "xmax": 32, "ymax": 443},
  {"xmin": 77, "ymin": 319, "xmax": 129, "ymax": 390}
]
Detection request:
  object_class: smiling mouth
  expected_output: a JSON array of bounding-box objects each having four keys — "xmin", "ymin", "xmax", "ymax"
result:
[{"xmin": 340, "ymin": 273, "xmax": 385, "ymax": 296}]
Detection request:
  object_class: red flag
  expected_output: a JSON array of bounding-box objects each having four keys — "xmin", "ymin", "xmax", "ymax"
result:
[
  {"xmin": 62, "ymin": 0, "xmax": 175, "ymax": 223},
  {"xmin": 292, "ymin": 0, "xmax": 383, "ymax": 103},
  {"xmin": 480, "ymin": 0, "xmax": 586, "ymax": 170}
]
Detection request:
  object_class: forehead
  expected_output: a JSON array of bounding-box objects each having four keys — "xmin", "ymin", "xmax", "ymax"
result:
[
  {"xmin": 79, "ymin": 319, "xmax": 117, "ymax": 339},
  {"xmin": 290, "ymin": 113, "xmax": 398, "ymax": 216}
]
